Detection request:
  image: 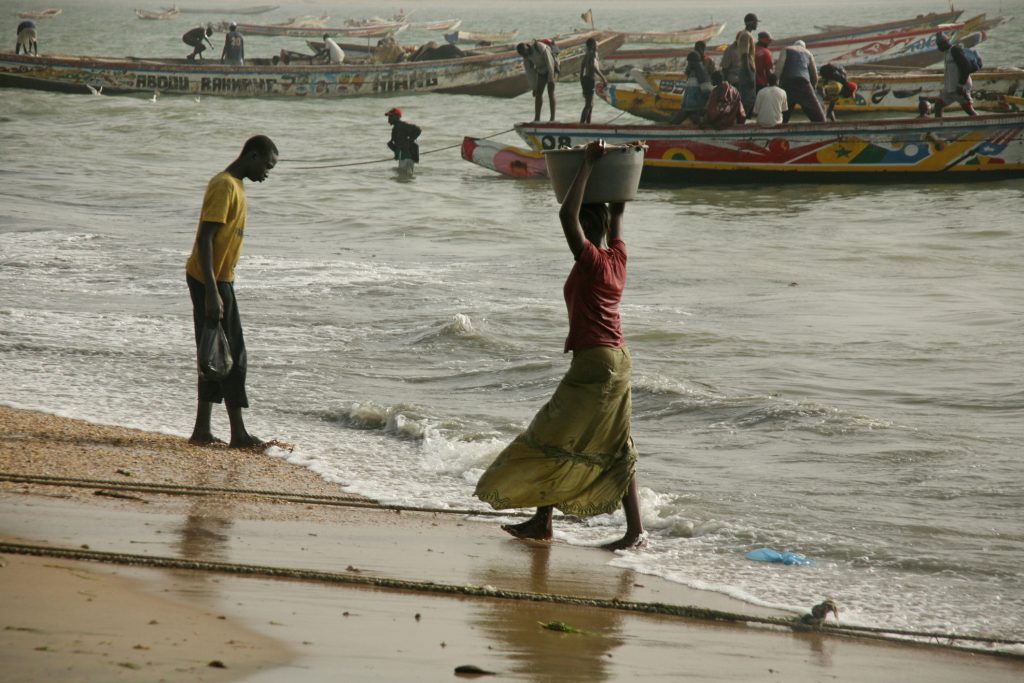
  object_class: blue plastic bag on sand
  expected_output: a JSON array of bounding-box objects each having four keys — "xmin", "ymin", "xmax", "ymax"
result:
[{"xmin": 746, "ymin": 548, "xmax": 812, "ymax": 566}]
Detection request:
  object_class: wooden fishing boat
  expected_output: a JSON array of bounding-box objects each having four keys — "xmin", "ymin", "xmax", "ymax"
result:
[
  {"xmin": 412, "ymin": 19, "xmax": 462, "ymax": 32},
  {"xmin": 174, "ymin": 5, "xmax": 278, "ymax": 15},
  {"xmin": 611, "ymin": 22, "xmax": 726, "ymax": 45},
  {"xmin": 461, "ymin": 136, "xmax": 547, "ymax": 177},
  {"xmin": 602, "ymin": 16, "xmax": 997, "ymax": 81},
  {"xmin": 599, "ymin": 80, "xmax": 1024, "ymax": 125},
  {"xmin": 229, "ymin": 19, "xmax": 407, "ymax": 38},
  {"xmin": 16, "ymin": 8, "xmax": 62, "ymax": 19},
  {"xmin": 781, "ymin": 8, "xmax": 963, "ymax": 45},
  {"xmin": 772, "ymin": 17, "xmax": 1003, "ymax": 69},
  {"xmin": 444, "ymin": 29, "xmax": 519, "ymax": 45},
  {"xmin": 513, "ymin": 115, "xmax": 1024, "ymax": 182},
  {"xmin": 0, "ymin": 31, "xmax": 620, "ymax": 99},
  {"xmin": 135, "ymin": 8, "xmax": 180, "ymax": 20}
]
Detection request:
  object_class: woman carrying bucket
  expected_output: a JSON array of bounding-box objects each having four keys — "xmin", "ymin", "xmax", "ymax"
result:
[{"xmin": 475, "ymin": 140, "xmax": 646, "ymax": 551}]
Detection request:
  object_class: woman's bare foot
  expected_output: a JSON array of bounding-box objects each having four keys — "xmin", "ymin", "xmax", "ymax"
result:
[
  {"xmin": 600, "ymin": 530, "xmax": 648, "ymax": 551},
  {"xmin": 501, "ymin": 506, "xmax": 554, "ymax": 541},
  {"xmin": 501, "ymin": 517, "xmax": 553, "ymax": 541}
]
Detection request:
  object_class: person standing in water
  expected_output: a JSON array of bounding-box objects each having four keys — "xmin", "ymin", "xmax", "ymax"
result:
[
  {"xmin": 579, "ymin": 37, "xmax": 607, "ymax": 123},
  {"xmin": 385, "ymin": 107, "xmax": 421, "ymax": 176},
  {"xmin": 475, "ymin": 140, "xmax": 646, "ymax": 551},
  {"xmin": 185, "ymin": 135, "xmax": 278, "ymax": 449}
]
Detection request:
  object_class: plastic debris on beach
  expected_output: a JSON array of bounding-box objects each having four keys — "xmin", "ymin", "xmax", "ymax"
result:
[{"xmin": 745, "ymin": 547, "xmax": 813, "ymax": 565}]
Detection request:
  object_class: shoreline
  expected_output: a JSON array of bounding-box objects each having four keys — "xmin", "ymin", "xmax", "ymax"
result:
[{"xmin": 2, "ymin": 404, "xmax": 1023, "ymax": 681}]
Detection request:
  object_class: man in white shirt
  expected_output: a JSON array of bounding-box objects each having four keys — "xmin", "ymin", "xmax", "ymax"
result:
[
  {"xmin": 753, "ymin": 72, "xmax": 787, "ymax": 126},
  {"xmin": 323, "ymin": 34, "xmax": 345, "ymax": 64}
]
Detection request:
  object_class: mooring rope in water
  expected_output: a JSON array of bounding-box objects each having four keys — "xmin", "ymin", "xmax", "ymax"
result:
[
  {"xmin": 1, "ymin": 541, "xmax": 1021, "ymax": 657},
  {"xmin": 0, "ymin": 472, "xmax": 517, "ymax": 517},
  {"xmin": 283, "ymin": 126, "xmax": 517, "ymax": 170},
  {"xmin": 281, "ymin": 107, "xmax": 630, "ymax": 171}
]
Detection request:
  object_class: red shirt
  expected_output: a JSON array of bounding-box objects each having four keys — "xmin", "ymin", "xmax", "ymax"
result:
[
  {"xmin": 563, "ymin": 238, "xmax": 626, "ymax": 352},
  {"xmin": 755, "ymin": 45, "xmax": 774, "ymax": 88}
]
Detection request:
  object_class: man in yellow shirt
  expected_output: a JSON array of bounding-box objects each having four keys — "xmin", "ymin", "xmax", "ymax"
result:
[{"xmin": 185, "ymin": 135, "xmax": 278, "ymax": 448}]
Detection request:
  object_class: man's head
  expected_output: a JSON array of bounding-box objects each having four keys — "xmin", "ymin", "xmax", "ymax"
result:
[
  {"xmin": 229, "ymin": 22, "xmax": 238, "ymax": 31},
  {"xmin": 205, "ymin": 24, "xmax": 214, "ymax": 36},
  {"xmin": 516, "ymin": 42, "xmax": 529, "ymax": 57},
  {"xmin": 711, "ymin": 70, "xmax": 724, "ymax": 87},
  {"xmin": 386, "ymin": 107, "xmax": 402, "ymax": 124},
  {"xmin": 579, "ymin": 203, "xmax": 610, "ymax": 245},
  {"xmin": 744, "ymin": 13, "xmax": 758, "ymax": 30},
  {"xmin": 758, "ymin": 31, "xmax": 772, "ymax": 46},
  {"xmin": 237, "ymin": 135, "xmax": 278, "ymax": 183},
  {"xmin": 323, "ymin": 33, "xmax": 330, "ymax": 42},
  {"xmin": 935, "ymin": 32, "xmax": 951, "ymax": 51},
  {"xmin": 767, "ymin": 71, "xmax": 778, "ymax": 87},
  {"xmin": 585, "ymin": 37, "xmax": 597, "ymax": 52},
  {"xmin": 694, "ymin": 40, "xmax": 706, "ymax": 55}
]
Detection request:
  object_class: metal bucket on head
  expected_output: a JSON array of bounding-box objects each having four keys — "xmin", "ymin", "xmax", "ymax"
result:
[{"xmin": 543, "ymin": 141, "xmax": 646, "ymax": 203}]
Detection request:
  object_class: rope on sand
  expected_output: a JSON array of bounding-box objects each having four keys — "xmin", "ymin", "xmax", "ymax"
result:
[
  {"xmin": 0, "ymin": 472, "xmax": 517, "ymax": 517},
  {"xmin": 283, "ymin": 126, "xmax": 517, "ymax": 169},
  {"xmin": 1, "ymin": 541, "xmax": 1022, "ymax": 658}
]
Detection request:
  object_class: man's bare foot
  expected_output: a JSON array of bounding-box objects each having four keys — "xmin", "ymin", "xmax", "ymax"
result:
[
  {"xmin": 501, "ymin": 517, "xmax": 553, "ymax": 541},
  {"xmin": 188, "ymin": 433, "xmax": 226, "ymax": 446},
  {"xmin": 229, "ymin": 434, "xmax": 266, "ymax": 450},
  {"xmin": 600, "ymin": 530, "xmax": 648, "ymax": 551}
]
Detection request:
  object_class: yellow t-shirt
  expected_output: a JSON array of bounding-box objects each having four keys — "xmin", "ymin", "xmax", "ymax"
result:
[{"xmin": 185, "ymin": 171, "xmax": 247, "ymax": 283}]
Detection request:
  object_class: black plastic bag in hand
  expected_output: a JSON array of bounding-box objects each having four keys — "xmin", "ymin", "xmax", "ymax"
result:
[{"xmin": 197, "ymin": 319, "xmax": 233, "ymax": 381}]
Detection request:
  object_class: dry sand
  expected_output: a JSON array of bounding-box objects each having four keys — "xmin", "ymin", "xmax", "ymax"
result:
[{"xmin": 2, "ymin": 404, "xmax": 1022, "ymax": 682}]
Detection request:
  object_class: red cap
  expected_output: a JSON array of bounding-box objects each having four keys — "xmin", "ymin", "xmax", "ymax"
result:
[{"xmin": 385, "ymin": 107, "xmax": 401, "ymax": 117}]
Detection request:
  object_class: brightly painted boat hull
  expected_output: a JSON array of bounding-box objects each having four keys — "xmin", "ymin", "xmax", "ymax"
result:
[
  {"xmin": 0, "ymin": 33, "xmax": 620, "ymax": 99},
  {"xmin": 461, "ymin": 137, "xmax": 547, "ymax": 177},
  {"xmin": 514, "ymin": 116, "xmax": 1024, "ymax": 182},
  {"xmin": 619, "ymin": 71, "xmax": 1024, "ymax": 117}
]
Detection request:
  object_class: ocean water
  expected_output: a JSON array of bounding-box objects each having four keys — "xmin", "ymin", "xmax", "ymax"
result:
[{"xmin": 2, "ymin": 0, "xmax": 1022, "ymax": 648}]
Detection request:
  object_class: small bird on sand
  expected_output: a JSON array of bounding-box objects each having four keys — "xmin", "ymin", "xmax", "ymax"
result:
[
  {"xmin": 86, "ymin": 84, "xmax": 103, "ymax": 95},
  {"xmin": 149, "ymin": 91, "xmax": 159, "ymax": 103},
  {"xmin": 801, "ymin": 599, "xmax": 840, "ymax": 626}
]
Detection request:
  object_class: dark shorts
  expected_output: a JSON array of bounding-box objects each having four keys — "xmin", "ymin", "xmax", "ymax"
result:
[
  {"xmin": 187, "ymin": 275, "xmax": 249, "ymax": 408},
  {"xmin": 581, "ymin": 75, "xmax": 596, "ymax": 97}
]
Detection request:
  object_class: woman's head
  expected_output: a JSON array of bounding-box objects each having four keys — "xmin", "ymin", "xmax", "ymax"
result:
[{"xmin": 579, "ymin": 202, "xmax": 610, "ymax": 244}]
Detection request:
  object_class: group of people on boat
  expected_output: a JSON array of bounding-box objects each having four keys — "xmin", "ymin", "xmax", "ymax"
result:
[
  {"xmin": 518, "ymin": 36, "xmax": 610, "ymax": 125},
  {"xmin": 670, "ymin": 13, "xmax": 847, "ymax": 128},
  {"xmin": 182, "ymin": 22, "xmax": 245, "ymax": 65},
  {"xmin": 668, "ymin": 13, "xmax": 978, "ymax": 128}
]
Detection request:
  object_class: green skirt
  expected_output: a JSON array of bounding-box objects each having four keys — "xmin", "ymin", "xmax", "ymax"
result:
[{"xmin": 474, "ymin": 346, "xmax": 637, "ymax": 517}]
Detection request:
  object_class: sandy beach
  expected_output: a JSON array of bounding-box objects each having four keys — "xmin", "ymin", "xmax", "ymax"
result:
[{"xmin": 2, "ymin": 404, "xmax": 1022, "ymax": 682}]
